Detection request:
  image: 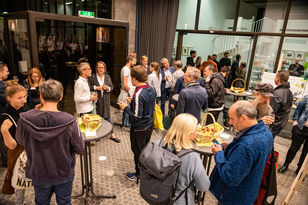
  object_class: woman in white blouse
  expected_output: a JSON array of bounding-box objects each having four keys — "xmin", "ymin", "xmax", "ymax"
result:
[
  {"xmin": 88, "ymin": 61, "xmax": 120, "ymax": 143},
  {"xmin": 147, "ymin": 62, "xmax": 162, "ymax": 101}
]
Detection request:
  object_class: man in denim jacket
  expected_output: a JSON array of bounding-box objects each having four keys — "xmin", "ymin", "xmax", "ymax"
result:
[{"xmin": 278, "ymin": 95, "xmax": 308, "ymax": 174}]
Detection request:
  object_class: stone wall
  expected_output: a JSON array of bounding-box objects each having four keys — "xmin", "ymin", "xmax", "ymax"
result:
[{"xmin": 112, "ymin": 0, "xmax": 136, "ymax": 55}]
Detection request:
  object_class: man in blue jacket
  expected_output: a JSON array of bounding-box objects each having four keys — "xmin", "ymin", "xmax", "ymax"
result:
[
  {"xmin": 119, "ymin": 65, "xmax": 156, "ymax": 182},
  {"xmin": 176, "ymin": 67, "xmax": 208, "ymax": 123},
  {"xmin": 210, "ymin": 100, "xmax": 273, "ymax": 205}
]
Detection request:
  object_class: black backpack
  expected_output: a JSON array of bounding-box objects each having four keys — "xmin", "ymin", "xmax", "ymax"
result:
[{"xmin": 139, "ymin": 138, "xmax": 194, "ymax": 205}]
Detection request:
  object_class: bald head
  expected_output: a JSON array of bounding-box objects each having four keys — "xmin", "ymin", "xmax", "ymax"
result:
[{"xmin": 232, "ymin": 100, "xmax": 258, "ymax": 120}]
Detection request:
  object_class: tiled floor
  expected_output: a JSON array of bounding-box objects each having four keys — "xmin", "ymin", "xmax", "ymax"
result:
[{"xmin": 0, "ymin": 92, "xmax": 307, "ymax": 204}]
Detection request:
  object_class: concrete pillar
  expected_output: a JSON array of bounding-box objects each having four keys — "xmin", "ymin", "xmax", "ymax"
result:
[{"xmin": 112, "ymin": 0, "xmax": 136, "ymax": 55}]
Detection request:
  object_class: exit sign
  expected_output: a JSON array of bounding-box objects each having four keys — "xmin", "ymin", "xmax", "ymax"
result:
[{"xmin": 78, "ymin": 10, "xmax": 95, "ymax": 18}]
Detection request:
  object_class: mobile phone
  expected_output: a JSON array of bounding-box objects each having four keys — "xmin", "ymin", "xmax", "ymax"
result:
[{"xmin": 212, "ymin": 139, "xmax": 223, "ymax": 149}]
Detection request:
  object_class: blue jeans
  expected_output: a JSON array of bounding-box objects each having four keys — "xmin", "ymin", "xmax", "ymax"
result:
[
  {"xmin": 104, "ymin": 117, "xmax": 114, "ymax": 134},
  {"xmin": 161, "ymin": 87, "xmax": 171, "ymax": 116},
  {"xmin": 122, "ymin": 110, "xmax": 130, "ymax": 127},
  {"xmin": 33, "ymin": 175, "xmax": 74, "ymax": 205}
]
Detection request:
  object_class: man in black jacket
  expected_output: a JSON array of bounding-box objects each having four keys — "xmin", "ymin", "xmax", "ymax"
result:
[
  {"xmin": 270, "ymin": 70, "xmax": 293, "ymax": 137},
  {"xmin": 204, "ymin": 64, "xmax": 226, "ymax": 124}
]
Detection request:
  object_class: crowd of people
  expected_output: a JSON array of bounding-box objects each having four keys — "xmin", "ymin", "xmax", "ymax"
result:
[{"xmin": 0, "ymin": 46, "xmax": 306, "ymax": 205}]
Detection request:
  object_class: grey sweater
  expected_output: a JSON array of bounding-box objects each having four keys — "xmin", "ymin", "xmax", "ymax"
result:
[{"xmin": 154, "ymin": 139, "xmax": 210, "ymax": 204}]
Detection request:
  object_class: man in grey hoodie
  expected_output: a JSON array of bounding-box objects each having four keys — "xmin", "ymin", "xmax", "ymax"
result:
[{"xmin": 16, "ymin": 79, "xmax": 84, "ymax": 204}]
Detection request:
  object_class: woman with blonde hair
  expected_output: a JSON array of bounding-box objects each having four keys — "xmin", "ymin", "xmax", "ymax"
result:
[
  {"xmin": 0, "ymin": 81, "xmax": 28, "ymax": 204},
  {"xmin": 22, "ymin": 67, "xmax": 44, "ymax": 109},
  {"xmin": 158, "ymin": 113, "xmax": 210, "ymax": 204}
]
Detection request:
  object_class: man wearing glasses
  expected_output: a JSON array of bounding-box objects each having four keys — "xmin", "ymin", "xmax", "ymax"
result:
[{"xmin": 74, "ymin": 62, "xmax": 98, "ymax": 116}]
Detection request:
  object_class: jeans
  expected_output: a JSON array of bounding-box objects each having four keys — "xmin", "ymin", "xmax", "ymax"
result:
[
  {"xmin": 104, "ymin": 117, "xmax": 114, "ymax": 134},
  {"xmin": 122, "ymin": 111, "xmax": 130, "ymax": 127},
  {"xmin": 130, "ymin": 125, "xmax": 153, "ymax": 176},
  {"xmin": 161, "ymin": 87, "xmax": 171, "ymax": 116},
  {"xmin": 33, "ymin": 174, "xmax": 74, "ymax": 205}
]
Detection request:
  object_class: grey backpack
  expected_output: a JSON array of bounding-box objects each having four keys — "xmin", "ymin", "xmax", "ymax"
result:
[{"xmin": 139, "ymin": 138, "xmax": 194, "ymax": 205}]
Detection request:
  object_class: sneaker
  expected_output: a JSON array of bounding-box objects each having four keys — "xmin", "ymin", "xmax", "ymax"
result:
[{"xmin": 126, "ymin": 172, "xmax": 138, "ymax": 181}]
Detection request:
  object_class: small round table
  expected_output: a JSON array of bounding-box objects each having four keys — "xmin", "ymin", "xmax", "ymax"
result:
[
  {"xmin": 74, "ymin": 119, "xmax": 116, "ymax": 204},
  {"xmin": 226, "ymin": 89, "xmax": 253, "ymax": 102},
  {"xmin": 192, "ymin": 132, "xmax": 234, "ymax": 205}
]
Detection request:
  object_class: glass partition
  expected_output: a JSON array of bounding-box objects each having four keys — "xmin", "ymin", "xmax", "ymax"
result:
[
  {"xmin": 0, "ymin": 17, "xmax": 9, "ymax": 64},
  {"xmin": 249, "ymin": 36, "xmax": 280, "ymax": 89},
  {"xmin": 176, "ymin": 0, "xmax": 197, "ymax": 30},
  {"xmin": 199, "ymin": 0, "xmax": 236, "ymax": 31},
  {"xmin": 35, "ymin": 19, "xmax": 127, "ymax": 100},
  {"xmin": 181, "ymin": 33, "xmax": 253, "ymax": 71},
  {"xmin": 286, "ymin": 0, "xmax": 308, "ymax": 34},
  {"xmin": 237, "ymin": 0, "xmax": 287, "ymax": 33},
  {"xmin": 280, "ymin": 37, "xmax": 308, "ymax": 77},
  {"xmin": 8, "ymin": 18, "xmax": 31, "ymax": 75}
]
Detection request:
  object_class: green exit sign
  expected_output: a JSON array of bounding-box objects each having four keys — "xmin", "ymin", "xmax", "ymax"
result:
[{"xmin": 78, "ymin": 10, "xmax": 95, "ymax": 18}]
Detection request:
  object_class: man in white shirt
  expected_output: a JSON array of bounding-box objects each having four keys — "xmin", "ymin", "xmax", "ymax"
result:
[
  {"xmin": 118, "ymin": 55, "xmax": 135, "ymax": 127},
  {"xmin": 74, "ymin": 62, "xmax": 98, "ymax": 116}
]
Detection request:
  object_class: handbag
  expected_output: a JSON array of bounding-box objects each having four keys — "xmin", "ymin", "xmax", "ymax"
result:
[
  {"xmin": 1, "ymin": 113, "xmax": 32, "ymax": 190},
  {"xmin": 11, "ymin": 151, "xmax": 32, "ymax": 189},
  {"xmin": 153, "ymin": 103, "xmax": 164, "ymax": 130}
]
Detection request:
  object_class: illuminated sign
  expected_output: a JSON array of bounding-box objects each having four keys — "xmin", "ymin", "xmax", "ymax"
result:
[{"xmin": 78, "ymin": 10, "xmax": 95, "ymax": 18}]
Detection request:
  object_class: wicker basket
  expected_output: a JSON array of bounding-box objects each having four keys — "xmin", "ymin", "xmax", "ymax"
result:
[
  {"xmin": 230, "ymin": 78, "xmax": 246, "ymax": 93},
  {"xmin": 195, "ymin": 113, "xmax": 224, "ymax": 146}
]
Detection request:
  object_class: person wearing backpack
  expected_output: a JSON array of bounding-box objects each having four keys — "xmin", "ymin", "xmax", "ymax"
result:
[{"xmin": 139, "ymin": 113, "xmax": 210, "ymax": 204}]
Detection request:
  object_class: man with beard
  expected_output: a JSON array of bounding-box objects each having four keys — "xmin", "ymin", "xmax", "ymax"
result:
[
  {"xmin": 251, "ymin": 83, "xmax": 275, "ymax": 126},
  {"xmin": 210, "ymin": 100, "xmax": 273, "ymax": 205}
]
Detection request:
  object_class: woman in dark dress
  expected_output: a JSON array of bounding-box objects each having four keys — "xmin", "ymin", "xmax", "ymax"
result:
[
  {"xmin": 88, "ymin": 61, "xmax": 120, "ymax": 143},
  {"xmin": 0, "ymin": 81, "xmax": 28, "ymax": 204},
  {"xmin": 22, "ymin": 67, "xmax": 43, "ymax": 109}
]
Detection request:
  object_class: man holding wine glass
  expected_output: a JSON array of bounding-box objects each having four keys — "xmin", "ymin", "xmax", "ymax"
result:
[{"xmin": 74, "ymin": 62, "xmax": 98, "ymax": 116}]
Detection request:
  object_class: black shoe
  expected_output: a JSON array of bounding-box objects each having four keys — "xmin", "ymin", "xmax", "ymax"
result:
[
  {"xmin": 110, "ymin": 137, "xmax": 120, "ymax": 143},
  {"xmin": 278, "ymin": 165, "xmax": 289, "ymax": 173}
]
